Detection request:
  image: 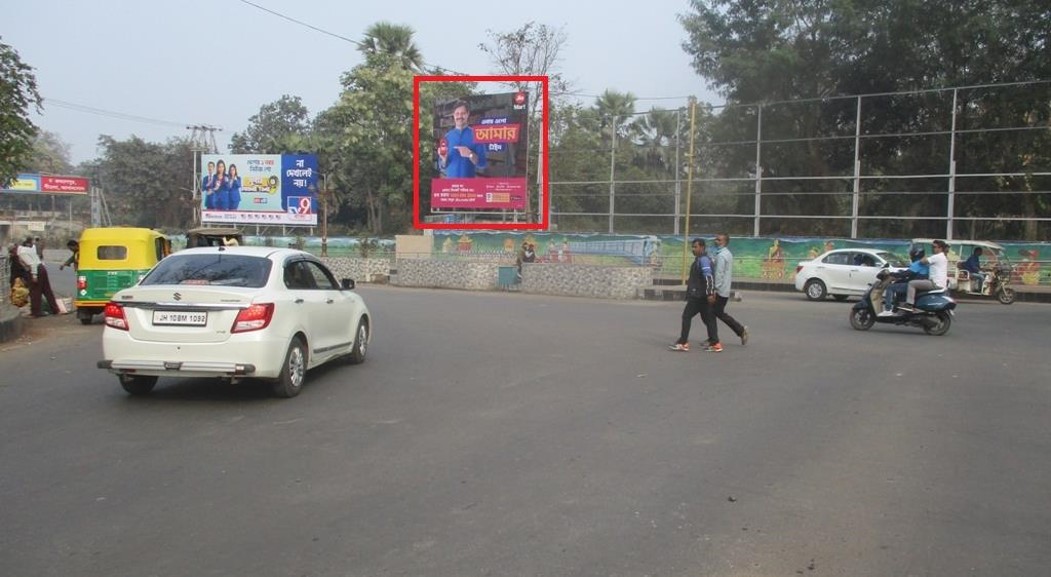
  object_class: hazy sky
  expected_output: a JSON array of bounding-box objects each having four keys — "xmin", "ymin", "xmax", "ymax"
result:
[{"xmin": 3, "ymin": 0, "xmax": 718, "ymax": 165}]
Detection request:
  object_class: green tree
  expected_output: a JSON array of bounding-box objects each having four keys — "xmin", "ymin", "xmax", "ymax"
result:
[
  {"xmin": 0, "ymin": 38, "xmax": 42, "ymax": 187},
  {"xmin": 480, "ymin": 22, "xmax": 570, "ymax": 221},
  {"xmin": 318, "ymin": 49, "xmax": 417, "ymax": 234},
  {"xmin": 229, "ymin": 95, "xmax": 311, "ymax": 154},
  {"xmin": 25, "ymin": 130, "xmax": 73, "ymax": 174},
  {"xmin": 359, "ymin": 22, "xmax": 425, "ymax": 73},
  {"xmin": 95, "ymin": 135, "xmax": 195, "ymax": 229},
  {"xmin": 594, "ymin": 90, "xmax": 638, "ymax": 140},
  {"xmin": 679, "ymin": 0, "xmax": 1051, "ymax": 238}
]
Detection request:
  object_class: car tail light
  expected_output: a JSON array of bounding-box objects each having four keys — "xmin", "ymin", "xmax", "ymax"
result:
[
  {"xmin": 77, "ymin": 276, "xmax": 87, "ymax": 291},
  {"xmin": 795, "ymin": 265, "xmax": 803, "ymax": 275},
  {"xmin": 232, "ymin": 303, "xmax": 274, "ymax": 333},
  {"xmin": 103, "ymin": 302, "xmax": 129, "ymax": 330}
]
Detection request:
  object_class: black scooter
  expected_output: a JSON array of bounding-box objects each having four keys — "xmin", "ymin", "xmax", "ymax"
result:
[{"xmin": 850, "ymin": 269, "xmax": 957, "ymax": 336}]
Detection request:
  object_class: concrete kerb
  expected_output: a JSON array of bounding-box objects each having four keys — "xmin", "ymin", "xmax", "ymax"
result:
[{"xmin": 0, "ymin": 305, "xmax": 25, "ymax": 343}]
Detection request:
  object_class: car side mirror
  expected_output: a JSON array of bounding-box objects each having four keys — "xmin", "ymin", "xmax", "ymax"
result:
[{"xmin": 341, "ymin": 278, "xmax": 356, "ymax": 290}]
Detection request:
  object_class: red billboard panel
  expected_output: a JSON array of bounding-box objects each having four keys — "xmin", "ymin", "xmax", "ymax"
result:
[
  {"xmin": 413, "ymin": 75, "xmax": 549, "ymax": 231},
  {"xmin": 40, "ymin": 176, "xmax": 90, "ymax": 194}
]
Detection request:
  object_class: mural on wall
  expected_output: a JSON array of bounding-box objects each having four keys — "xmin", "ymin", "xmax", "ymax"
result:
[
  {"xmin": 428, "ymin": 232, "xmax": 1049, "ymax": 285},
  {"xmin": 174, "ymin": 231, "xmax": 1046, "ymax": 286}
]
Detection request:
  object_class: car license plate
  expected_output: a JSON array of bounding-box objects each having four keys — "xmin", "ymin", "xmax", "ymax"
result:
[{"xmin": 153, "ymin": 310, "xmax": 207, "ymax": 326}]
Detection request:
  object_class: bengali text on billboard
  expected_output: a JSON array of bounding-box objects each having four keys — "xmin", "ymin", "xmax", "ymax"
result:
[
  {"xmin": 430, "ymin": 91, "xmax": 530, "ymax": 211},
  {"xmin": 200, "ymin": 154, "xmax": 318, "ymax": 226},
  {"xmin": 1, "ymin": 173, "xmax": 89, "ymax": 195}
]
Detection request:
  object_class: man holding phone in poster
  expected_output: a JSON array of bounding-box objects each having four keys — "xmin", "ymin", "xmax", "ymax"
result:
[{"xmin": 438, "ymin": 100, "xmax": 487, "ymax": 177}]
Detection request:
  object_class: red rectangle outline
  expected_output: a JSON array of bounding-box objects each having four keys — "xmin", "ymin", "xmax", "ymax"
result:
[{"xmin": 413, "ymin": 75, "xmax": 549, "ymax": 231}]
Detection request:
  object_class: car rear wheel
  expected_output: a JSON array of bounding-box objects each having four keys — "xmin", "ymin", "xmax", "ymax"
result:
[
  {"xmin": 272, "ymin": 337, "xmax": 306, "ymax": 398},
  {"xmin": 804, "ymin": 279, "xmax": 827, "ymax": 300},
  {"xmin": 119, "ymin": 374, "xmax": 158, "ymax": 395},
  {"xmin": 347, "ymin": 318, "xmax": 369, "ymax": 365}
]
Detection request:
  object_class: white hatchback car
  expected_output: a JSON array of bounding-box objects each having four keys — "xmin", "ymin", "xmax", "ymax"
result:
[
  {"xmin": 98, "ymin": 246, "xmax": 371, "ymax": 398},
  {"xmin": 794, "ymin": 248, "xmax": 908, "ymax": 301}
]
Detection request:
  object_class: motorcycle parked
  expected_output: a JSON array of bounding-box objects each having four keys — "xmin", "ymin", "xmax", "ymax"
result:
[{"xmin": 849, "ymin": 269, "xmax": 957, "ymax": 336}]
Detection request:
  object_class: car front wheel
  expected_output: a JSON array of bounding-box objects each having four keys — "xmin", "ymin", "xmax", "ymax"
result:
[
  {"xmin": 804, "ymin": 279, "xmax": 827, "ymax": 300},
  {"xmin": 272, "ymin": 337, "xmax": 306, "ymax": 398},
  {"xmin": 347, "ymin": 318, "xmax": 369, "ymax": 365}
]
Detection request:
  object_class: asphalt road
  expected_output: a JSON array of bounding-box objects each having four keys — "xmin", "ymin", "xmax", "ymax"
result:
[{"xmin": 1, "ymin": 287, "xmax": 1049, "ymax": 577}]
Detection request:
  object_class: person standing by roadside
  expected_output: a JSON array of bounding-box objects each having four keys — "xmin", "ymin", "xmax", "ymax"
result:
[
  {"xmin": 669, "ymin": 238, "xmax": 716, "ymax": 352},
  {"xmin": 17, "ymin": 236, "xmax": 60, "ymax": 317},
  {"xmin": 706, "ymin": 233, "xmax": 750, "ymax": 352}
]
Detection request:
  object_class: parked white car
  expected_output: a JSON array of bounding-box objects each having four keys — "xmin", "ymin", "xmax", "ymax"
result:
[
  {"xmin": 98, "ymin": 246, "xmax": 371, "ymax": 398},
  {"xmin": 794, "ymin": 248, "xmax": 907, "ymax": 301}
]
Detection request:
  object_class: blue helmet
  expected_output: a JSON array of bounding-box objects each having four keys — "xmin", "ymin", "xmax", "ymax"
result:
[{"xmin": 909, "ymin": 247, "xmax": 925, "ymax": 262}]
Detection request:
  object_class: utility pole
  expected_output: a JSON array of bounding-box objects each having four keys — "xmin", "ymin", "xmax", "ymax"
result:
[
  {"xmin": 319, "ymin": 175, "xmax": 330, "ymax": 257},
  {"xmin": 608, "ymin": 120, "xmax": 617, "ymax": 234},
  {"xmin": 187, "ymin": 124, "xmax": 221, "ymax": 227}
]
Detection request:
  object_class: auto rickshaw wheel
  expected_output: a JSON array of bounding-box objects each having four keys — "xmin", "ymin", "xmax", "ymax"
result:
[{"xmin": 997, "ymin": 286, "xmax": 1016, "ymax": 305}]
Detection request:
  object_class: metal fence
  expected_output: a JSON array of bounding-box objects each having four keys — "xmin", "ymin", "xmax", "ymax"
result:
[{"xmin": 551, "ymin": 80, "xmax": 1051, "ymax": 241}]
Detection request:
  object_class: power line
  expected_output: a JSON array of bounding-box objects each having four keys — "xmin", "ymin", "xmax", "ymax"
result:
[
  {"xmin": 45, "ymin": 98, "xmax": 217, "ymax": 131},
  {"xmin": 237, "ymin": 0, "xmax": 362, "ymax": 46},
  {"xmin": 236, "ymin": 0, "xmax": 481, "ymax": 78}
]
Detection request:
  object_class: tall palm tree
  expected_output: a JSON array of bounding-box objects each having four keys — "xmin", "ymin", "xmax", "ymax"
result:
[
  {"xmin": 594, "ymin": 90, "xmax": 638, "ymax": 140},
  {"xmin": 359, "ymin": 22, "xmax": 424, "ymax": 72},
  {"xmin": 636, "ymin": 107, "xmax": 680, "ymax": 171}
]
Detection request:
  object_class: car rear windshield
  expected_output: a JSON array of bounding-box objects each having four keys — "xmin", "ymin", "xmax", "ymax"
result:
[{"xmin": 141, "ymin": 254, "xmax": 271, "ymax": 288}]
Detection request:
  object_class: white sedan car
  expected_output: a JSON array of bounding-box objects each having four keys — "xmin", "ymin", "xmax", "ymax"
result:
[
  {"xmin": 794, "ymin": 248, "xmax": 908, "ymax": 301},
  {"xmin": 98, "ymin": 246, "xmax": 371, "ymax": 398}
]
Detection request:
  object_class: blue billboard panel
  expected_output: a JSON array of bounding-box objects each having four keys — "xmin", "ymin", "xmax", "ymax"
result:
[{"xmin": 201, "ymin": 154, "xmax": 318, "ymax": 226}]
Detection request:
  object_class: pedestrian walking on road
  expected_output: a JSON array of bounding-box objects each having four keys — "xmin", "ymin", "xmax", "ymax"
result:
[
  {"xmin": 706, "ymin": 233, "xmax": 750, "ymax": 352},
  {"xmin": 669, "ymin": 238, "xmax": 716, "ymax": 352}
]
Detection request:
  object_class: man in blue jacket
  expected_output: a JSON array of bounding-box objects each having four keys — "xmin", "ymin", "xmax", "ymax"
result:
[
  {"xmin": 669, "ymin": 238, "xmax": 715, "ymax": 351},
  {"xmin": 961, "ymin": 247, "xmax": 986, "ymax": 293},
  {"xmin": 880, "ymin": 248, "xmax": 929, "ymax": 316},
  {"xmin": 438, "ymin": 100, "xmax": 487, "ymax": 177}
]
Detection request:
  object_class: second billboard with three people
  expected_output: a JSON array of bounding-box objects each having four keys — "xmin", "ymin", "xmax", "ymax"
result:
[
  {"xmin": 200, "ymin": 153, "xmax": 318, "ymax": 226},
  {"xmin": 431, "ymin": 91, "xmax": 530, "ymax": 212}
]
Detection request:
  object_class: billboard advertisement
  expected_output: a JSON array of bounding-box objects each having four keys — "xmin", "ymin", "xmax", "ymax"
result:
[
  {"xmin": 200, "ymin": 154, "xmax": 318, "ymax": 226},
  {"xmin": 430, "ymin": 91, "xmax": 529, "ymax": 211},
  {"xmin": 1, "ymin": 173, "xmax": 90, "ymax": 195}
]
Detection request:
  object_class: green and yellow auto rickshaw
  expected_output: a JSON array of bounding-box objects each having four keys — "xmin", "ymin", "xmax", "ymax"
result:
[{"xmin": 75, "ymin": 227, "xmax": 172, "ymax": 324}]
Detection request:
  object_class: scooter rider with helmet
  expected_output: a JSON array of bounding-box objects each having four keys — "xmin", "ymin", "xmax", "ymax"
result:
[
  {"xmin": 899, "ymin": 240, "xmax": 949, "ymax": 312},
  {"xmin": 879, "ymin": 247, "xmax": 929, "ymax": 316}
]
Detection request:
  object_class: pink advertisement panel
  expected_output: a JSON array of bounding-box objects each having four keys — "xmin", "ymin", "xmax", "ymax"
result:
[
  {"xmin": 430, "ymin": 92, "xmax": 529, "ymax": 211},
  {"xmin": 431, "ymin": 177, "xmax": 527, "ymax": 210}
]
